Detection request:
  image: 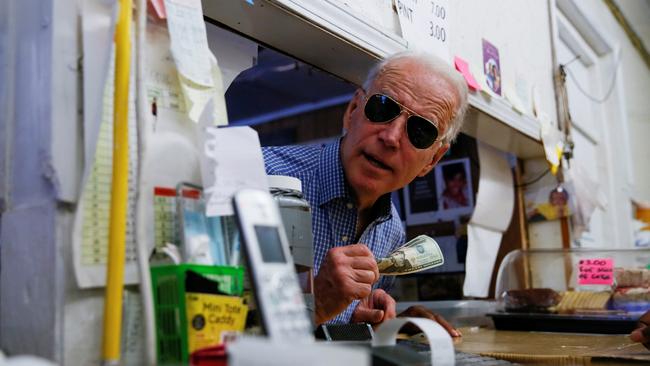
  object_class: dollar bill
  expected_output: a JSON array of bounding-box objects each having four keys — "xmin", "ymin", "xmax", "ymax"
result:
[{"xmin": 377, "ymin": 235, "xmax": 444, "ymax": 275}]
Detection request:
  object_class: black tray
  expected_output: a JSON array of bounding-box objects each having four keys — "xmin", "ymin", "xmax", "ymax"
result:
[{"xmin": 488, "ymin": 312, "xmax": 639, "ymax": 334}]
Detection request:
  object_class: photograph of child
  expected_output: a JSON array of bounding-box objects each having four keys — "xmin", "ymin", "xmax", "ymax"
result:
[
  {"xmin": 526, "ymin": 187, "xmax": 570, "ymax": 222},
  {"xmin": 404, "ymin": 158, "xmax": 474, "ymax": 225},
  {"xmin": 437, "ymin": 159, "xmax": 472, "ymax": 210}
]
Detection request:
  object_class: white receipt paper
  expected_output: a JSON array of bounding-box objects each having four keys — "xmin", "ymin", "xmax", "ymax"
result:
[
  {"xmin": 464, "ymin": 225, "xmax": 503, "ymax": 297},
  {"xmin": 373, "ymin": 317, "xmax": 455, "ymax": 366},
  {"xmin": 81, "ymin": 0, "xmax": 118, "ymax": 173},
  {"xmin": 199, "ymin": 123, "xmax": 268, "ymax": 216},
  {"xmin": 464, "ymin": 142, "xmax": 514, "ymax": 297}
]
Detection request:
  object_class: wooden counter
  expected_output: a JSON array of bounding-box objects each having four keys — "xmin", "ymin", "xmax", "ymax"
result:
[{"xmin": 452, "ymin": 327, "xmax": 650, "ymax": 365}]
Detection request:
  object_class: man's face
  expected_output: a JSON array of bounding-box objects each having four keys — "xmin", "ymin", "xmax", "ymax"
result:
[{"xmin": 341, "ymin": 59, "xmax": 459, "ymax": 203}]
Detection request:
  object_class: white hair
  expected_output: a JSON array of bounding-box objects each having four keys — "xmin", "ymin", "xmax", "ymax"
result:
[{"xmin": 362, "ymin": 51, "xmax": 469, "ymax": 143}]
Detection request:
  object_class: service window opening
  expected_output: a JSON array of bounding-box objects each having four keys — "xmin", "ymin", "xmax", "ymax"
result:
[{"xmin": 212, "ymin": 23, "xmax": 481, "ymax": 304}]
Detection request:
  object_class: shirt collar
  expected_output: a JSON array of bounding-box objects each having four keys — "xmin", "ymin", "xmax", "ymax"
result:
[
  {"xmin": 316, "ymin": 138, "xmax": 349, "ymax": 206},
  {"xmin": 316, "ymin": 138, "xmax": 393, "ymax": 220}
]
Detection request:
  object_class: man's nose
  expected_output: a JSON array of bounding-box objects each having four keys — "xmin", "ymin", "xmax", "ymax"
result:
[{"xmin": 378, "ymin": 113, "xmax": 408, "ymax": 148}]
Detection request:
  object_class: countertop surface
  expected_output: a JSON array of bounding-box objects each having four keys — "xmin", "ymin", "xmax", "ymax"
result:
[
  {"xmin": 452, "ymin": 326, "xmax": 650, "ymax": 363},
  {"xmin": 396, "ymin": 300, "xmax": 649, "ymax": 363}
]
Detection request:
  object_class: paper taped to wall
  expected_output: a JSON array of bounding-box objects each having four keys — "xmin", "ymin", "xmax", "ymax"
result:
[
  {"xmin": 164, "ymin": 0, "xmax": 229, "ymax": 124},
  {"xmin": 164, "ymin": 0, "xmax": 213, "ymax": 87},
  {"xmin": 81, "ymin": 0, "xmax": 119, "ymax": 182},
  {"xmin": 74, "ymin": 40, "xmax": 140, "ymax": 288},
  {"xmin": 199, "ymin": 124, "xmax": 268, "ymax": 216}
]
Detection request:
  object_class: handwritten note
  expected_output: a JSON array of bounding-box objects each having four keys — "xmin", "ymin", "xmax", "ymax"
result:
[
  {"xmin": 454, "ymin": 56, "xmax": 481, "ymax": 91},
  {"xmin": 578, "ymin": 258, "xmax": 614, "ymax": 285},
  {"xmin": 199, "ymin": 124, "xmax": 268, "ymax": 216},
  {"xmin": 162, "ymin": 0, "xmax": 229, "ymax": 123},
  {"xmin": 146, "ymin": 21, "xmax": 187, "ymax": 119},
  {"xmin": 164, "ymin": 0, "xmax": 213, "ymax": 87},
  {"xmin": 396, "ymin": 0, "xmax": 450, "ymax": 60}
]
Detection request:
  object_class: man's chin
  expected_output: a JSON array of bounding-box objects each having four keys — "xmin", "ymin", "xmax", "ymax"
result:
[{"xmin": 350, "ymin": 176, "xmax": 390, "ymax": 200}]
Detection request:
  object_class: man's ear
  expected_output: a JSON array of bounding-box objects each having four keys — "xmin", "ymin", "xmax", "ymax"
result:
[
  {"xmin": 417, "ymin": 143, "xmax": 450, "ymax": 177},
  {"xmin": 343, "ymin": 89, "xmax": 364, "ymax": 130}
]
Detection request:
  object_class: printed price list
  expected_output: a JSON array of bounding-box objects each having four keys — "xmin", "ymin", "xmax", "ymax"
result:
[
  {"xmin": 81, "ymin": 47, "xmax": 138, "ymax": 265},
  {"xmin": 154, "ymin": 187, "xmax": 180, "ymax": 249}
]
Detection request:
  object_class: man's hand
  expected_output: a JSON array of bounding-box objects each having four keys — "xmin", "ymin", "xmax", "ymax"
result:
[
  {"xmin": 630, "ymin": 310, "xmax": 650, "ymax": 350},
  {"xmin": 351, "ymin": 289, "xmax": 397, "ymax": 326},
  {"xmin": 314, "ymin": 244, "xmax": 379, "ymax": 325},
  {"xmin": 398, "ymin": 305, "xmax": 461, "ymax": 338}
]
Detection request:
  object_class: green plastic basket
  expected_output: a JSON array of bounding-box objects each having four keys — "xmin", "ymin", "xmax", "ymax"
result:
[{"xmin": 150, "ymin": 264, "xmax": 244, "ymax": 365}]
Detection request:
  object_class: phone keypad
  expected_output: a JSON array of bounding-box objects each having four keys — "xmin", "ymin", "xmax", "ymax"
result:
[{"xmin": 262, "ymin": 271, "xmax": 313, "ymax": 338}]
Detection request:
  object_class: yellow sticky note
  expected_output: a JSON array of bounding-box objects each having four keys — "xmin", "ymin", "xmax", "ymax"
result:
[
  {"xmin": 179, "ymin": 53, "xmax": 229, "ymax": 125},
  {"xmin": 550, "ymin": 144, "xmax": 563, "ymax": 175},
  {"xmin": 539, "ymin": 116, "xmax": 563, "ymax": 175},
  {"xmin": 185, "ymin": 293, "xmax": 248, "ymax": 354}
]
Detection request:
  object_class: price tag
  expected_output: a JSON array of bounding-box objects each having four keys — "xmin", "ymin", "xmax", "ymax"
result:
[
  {"xmin": 578, "ymin": 258, "xmax": 614, "ymax": 285},
  {"xmin": 396, "ymin": 0, "xmax": 450, "ymax": 60}
]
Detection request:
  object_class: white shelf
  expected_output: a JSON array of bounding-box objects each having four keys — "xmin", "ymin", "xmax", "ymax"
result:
[{"xmin": 468, "ymin": 93, "xmax": 541, "ymax": 142}]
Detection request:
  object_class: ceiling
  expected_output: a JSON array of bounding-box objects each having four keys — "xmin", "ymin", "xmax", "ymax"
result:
[{"xmin": 225, "ymin": 47, "xmax": 357, "ymax": 126}]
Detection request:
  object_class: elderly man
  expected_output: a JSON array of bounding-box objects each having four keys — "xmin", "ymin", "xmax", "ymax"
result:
[{"xmin": 263, "ymin": 51, "xmax": 468, "ymax": 336}]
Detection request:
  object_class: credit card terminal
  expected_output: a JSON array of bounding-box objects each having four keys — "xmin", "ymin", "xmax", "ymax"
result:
[{"xmin": 233, "ymin": 189, "xmax": 313, "ymax": 340}]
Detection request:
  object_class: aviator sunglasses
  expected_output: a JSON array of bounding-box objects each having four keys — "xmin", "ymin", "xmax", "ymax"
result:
[{"xmin": 363, "ymin": 93, "xmax": 441, "ymax": 149}]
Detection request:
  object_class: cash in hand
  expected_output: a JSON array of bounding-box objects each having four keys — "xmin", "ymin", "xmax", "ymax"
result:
[{"xmin": 376, "ymin": 235, "xmax": 444, "ymax": 275}]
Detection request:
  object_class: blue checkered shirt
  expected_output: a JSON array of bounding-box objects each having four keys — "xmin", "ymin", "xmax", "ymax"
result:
[{"xmin": 263, "ymin": 138, "xmax": 406, "ymax": 323}]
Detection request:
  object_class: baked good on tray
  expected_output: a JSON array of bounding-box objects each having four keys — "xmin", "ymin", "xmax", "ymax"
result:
[
  {"xmin": 503, "ymin": 288, "xmax": 560, "ymax": 313},
  {"xmin": 613, "ymin": 286, "xmax": 650, "ymax": 302},
  {"xmin": 503, "ymin": 289, "xmax": 613, "ymax": 314},
  {"xmin": 614, "ymin": 267, "xmax": 650, "ymax": 287},
  {"xmin": 553, "ymin": 291, "xmax": 611, "ymax": 314}
]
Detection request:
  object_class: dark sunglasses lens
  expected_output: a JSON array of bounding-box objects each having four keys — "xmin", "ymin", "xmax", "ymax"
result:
[
  {"xmin": 407, "ymin": 116, "xmax": 438, "ymax": 149},
  {"xmin": 365, "ymin": 94, "xmax": 401, "ymax": 123}
]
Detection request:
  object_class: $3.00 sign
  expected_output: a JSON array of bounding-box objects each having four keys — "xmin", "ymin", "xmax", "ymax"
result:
[{"xmin": 578, "ymin": 258, "xmax": 613, "ymax": 285}]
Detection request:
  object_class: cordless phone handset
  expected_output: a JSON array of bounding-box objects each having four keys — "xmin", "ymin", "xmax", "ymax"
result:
[{"xmin": 232, "ymin": 189, "xmax": 313, "ymax": 340}]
